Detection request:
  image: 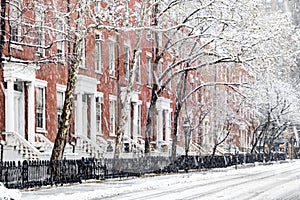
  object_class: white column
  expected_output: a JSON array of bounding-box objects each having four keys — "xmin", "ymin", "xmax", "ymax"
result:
[
  {"xmin": 82, "ymin": 95, "xmax": 87, "ymax": 136},
  {"xmin": 157, "ymin": 109, "xmax": 163, "ymax": 144},
  {"xmin": 90, "ymin": 94, "xmax": 96, "ymax": 142},
  {"xmin": 5, "ymin": 78, "xmax": 15, "ymax": 132},
  {"xmin": 27, "ymin": 82, "xmax": 35, "ymax": 143},
  {"xmin": 165, "ymin": 110, "xmax": 171, "ymax": 144},
  {"xmin": 133, "ymin": 103, "xmax": 138, "ymax": 141},
  {"xmin": 124, "ymin": 104, "xmax": 131, "ymax": 139},
  {"xmin": 127, "ymin": 109, "xmax": 131, "ymax": 138},
  {"xmin": 76, "ymin": 93, "xmax": 83, "ymax": 135}
]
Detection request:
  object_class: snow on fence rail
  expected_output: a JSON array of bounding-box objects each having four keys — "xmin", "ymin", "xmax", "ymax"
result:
[{"xmin": 0, "ymin": 153, "xmax": 288, "ymax": 190}]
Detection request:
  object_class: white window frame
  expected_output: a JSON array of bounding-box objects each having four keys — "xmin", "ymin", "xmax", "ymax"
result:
[
  {"xmin": 57, "ymin": 18, "xmax": 65, "ymax": 60},
  {"xmin": 94, "ymin": 0, "xmax": 101, "ymax": 15},
  {"xmin": 95, "ymin": 93, "xmax": 104, "ymax": 135},
  {"xmin": 158, "ymin": 32, "xmax": 163, "ymax": 47},
  {"xmin": 146, "ymin": 52, "xmax": 152, "ymax": 86},
  {"xmin": 109, "ymin": 95, "xmax": 117, "ymax": 136},
  {"xmin": 10, "ymin": 0, "xmax": 22, "ymax": 43},
  {"xmin": 35, "ymin": 80, "xmax": 47, "ymax": 132},
  {"xmin": 158, "ymin": 61, "xmax": 163, "ymax": 75},
  {"xmin": 137, "ymin": 103, "xmax": 142, "ymax": 137},
  {"xmin": 136, "ymin": 53, "xmax": 141, "ymax": 83},
  {"xmin": 135, "ymin": 2, "xmax": 141, "ymax": 24},
  {"xmin": 95, "ymin": 33, "xmax": 103, "ymax": 73},
  {"xmin": 158, "ymin": 61, "xmax": 163, "ymax": 80},
  {"xmin": 109, "ymin": 39, "xmax": 115, "ymax": 77},
  {"xmin": 56, "ymin": 84, "xmax": 66, "ymax": 130},
  {"xmin": 79, "ymin": 38, "xmax": 86, "ymax": 69},
  {"xmin": 124, "ymin": 43, "xmax": 130, "ymax": 79},
  {"xmin": 35, "ymin": 3, "xmax": 45, "ymax": 56},
  {"xmin": 167, "ymin": 63, "xmax": 172, "ymax": 92}
]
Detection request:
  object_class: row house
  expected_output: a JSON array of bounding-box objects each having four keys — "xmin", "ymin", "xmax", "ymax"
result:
[
  {"xmin": 0, "ymin": 0, "xmax": 176, "ymax": 161},
  {"xmin": 0, "ymin": 0, "xmax": 256, "ymax": 161},
  {"xmin": 185, "ymin": 63, "xmax": 256, "ymax": 155}
]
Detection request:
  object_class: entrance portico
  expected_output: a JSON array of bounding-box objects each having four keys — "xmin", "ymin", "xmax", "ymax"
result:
[
  {"xmin": 3, "ymin": 62, "xmax": 38, "ymax": 143},
  {"xmin": 156, "ymin": 97, "xmax": 172, "ymax": 151},
  {"xmin": 74, "ymin": 75, "xmax": 99, "ymax": 141}
]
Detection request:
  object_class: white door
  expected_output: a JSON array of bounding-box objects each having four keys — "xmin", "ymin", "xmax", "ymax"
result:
[{"xmin": 14, "ymin": 90, "xmax": 24, "ymax": 137}]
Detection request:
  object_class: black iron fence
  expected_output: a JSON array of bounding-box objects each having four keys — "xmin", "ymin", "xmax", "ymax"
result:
[
  {"xmin": 0, "ymin": 153, "xmax": 288, "ymax": 189},
  {"xmin": 166, "ymin": 152, "xmax": 287, "ymax": 173}
]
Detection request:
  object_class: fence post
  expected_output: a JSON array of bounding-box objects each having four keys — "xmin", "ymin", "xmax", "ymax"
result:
[{"xmin": 22, "ymin": 160, "xmax": 28, "ymax": 188}]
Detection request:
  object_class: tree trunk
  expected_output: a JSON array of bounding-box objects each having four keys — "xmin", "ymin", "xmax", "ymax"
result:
[
  {"xmin": 145, "ymin": 84, "xmax": 158, "ymax": 154},
  {"xmin": 171, "ymin": 103, "xmax": 181, "ymax": 161},
  {"xmin": 50, "ymin": 0, "xmax": 86, "ymax": 161},
  {"xmin": 50, "ymin": 64, "xmax": 78, "ymax": 161},
  {"xmin": 171, "ymin": 71, "xmax": 187, "ymax": 161},
  {"xmin": 114, "ymin": 28, "xmax": 143, "ymax": 160}
]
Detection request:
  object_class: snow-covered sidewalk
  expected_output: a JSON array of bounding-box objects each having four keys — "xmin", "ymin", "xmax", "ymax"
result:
[
  {"xmin": 20, "ymin": 160, "xmax": 300, "ymax": 200},
  {"xmin": 0, "ymin": 182, "xmax": 21, "ymax": 200}
]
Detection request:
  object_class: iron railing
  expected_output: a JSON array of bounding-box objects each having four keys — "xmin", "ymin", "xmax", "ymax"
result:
[{"xmin": 0, "ymin": 153, "xmax": 288, "ymax": 189}]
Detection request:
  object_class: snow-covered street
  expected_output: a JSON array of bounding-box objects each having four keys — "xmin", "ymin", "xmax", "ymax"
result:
[{"xmin": 20, "ymin": 160, "xmax": 300, "ymax": 200}]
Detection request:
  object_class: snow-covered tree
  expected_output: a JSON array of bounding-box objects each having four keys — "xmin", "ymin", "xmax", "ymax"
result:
[{"xmin": 143, "ymin": 0, "xmax": 264, "ymax": 155}]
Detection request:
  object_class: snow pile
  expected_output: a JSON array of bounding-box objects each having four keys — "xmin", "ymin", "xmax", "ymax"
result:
[{"xmin": 0, "ymin": 182, "xmax": 21, "ymax": 200}]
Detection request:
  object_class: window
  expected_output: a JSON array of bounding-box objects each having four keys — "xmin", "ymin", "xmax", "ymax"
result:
[
  {"xmin": 124, "ymin": 45, "xmax": 130, "ymax": 79},
  {"xmin": 278, "ymin": 0, "xmax": 284, "ymax": 11},
  {"xmin": 108, "ymin": 2, "xmax": 115, "ymax": 22},
  {"xmin": 204, "ymin": 121, "xmax": 209, "ymax": 143},
  {"xmin": 146, "ymin": 55, "xmax": 152, "ymax": 85},
  {"xmin": 94, "ymin": 0, "xmax": 101, "ymax": 14},
  {"xmin": 167, "ymin": 65, "xmax": 172, "ymax": 92},
  {"xmin": 36, "ymin": 87, "xmax": 44, "ymax": 129},
  {"xmin": 158, "ymin": 62, "xmax": 163, "ymax": 75},
  {"xmin": 124, "ymin": 0, "xmax": 129, "ymax": 26},
  {"xmin": 79, "ymin": 39, "xmax": 86, "ymax": 68},
  {"xmin": 163, "ymin": 110, "xmax": 167, "ymax": 141},
  {"xmin": 35, "ymin": 4, "xmax": 45, "ymax": 56},
  {"xmin": 96, "ymin": 95, "xmax": 103, "ymax": 134},
  {"xmin": 57, "ymin": 91, "xmax": 64, "ymax": 130},
  {"xmin": 137, "ymin": 104, "xmax": 141, "ymax": 136},
  {"xmin": 95, "ymin": 34, "xmax": 103, "ymax": 73},
  {"xmin": 157, "ymin": 32, "xmax": 163, "ymax": 47},
  {"xmin": 109, "ymin": 96, "xmax": 116, "ymax": 136},
  {"xmin": 135, "ymin": 54, "xmax": 141, "ymax": 83},
  {"xmin": 56, "ymin": 84, "xmax": 66, "ymax": 130},
  {"xmin": 156, "ymin": 61, "xmax": 163, "ymax": 85},
  {"xmin": 135, "ymin": 2, "xmax": 141, "ymax": 24},
  {"xmin": 36, "ymin": 84, "xmax": 47, "ymax": 131},
  {"xmin": 265, "ymin": 0, "xmax": 271, "ymax": 12},
  {"xmin": 109, "ymin": 40, "xmax": 115, "ymax": 76},
  {"xmin": 57, "ymin": 18, "xmax": 65, "ymax": 60},
  {"xmin": 36, "ymin": 80, "xmax": 47, "ymax": 132},
  {"xmin": 10, "ymin": 0, "xmax": 21, "ymax": 42}
]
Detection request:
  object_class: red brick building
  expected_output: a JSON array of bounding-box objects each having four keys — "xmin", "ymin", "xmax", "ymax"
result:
[
  {"xmin": 0, "ymin": 0, "xmax": 255, "ymax": 161},
  {"xmin": 0, "ymin": 0, "xmax": 180, "ymax": 160}
]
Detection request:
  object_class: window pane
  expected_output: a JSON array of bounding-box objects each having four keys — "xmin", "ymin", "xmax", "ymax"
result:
[
  {"xmin": 36, "ymin": 87, "xmax": 44, "ymax": 129},
  {"xmin": 57, "ymin": 91, "xmax": 64, "ymax": 129},
  {"xmin": 109, "ymin": 41, "xmax": 115, "ymax": 76},
  {"xmin": 96, "ymin": 99, "xmax": 101, "ymax": 133},
  {"xmin": 95, "ymin": 38, "xmax": 102, "ymax": 72},
  {"xmin": 147, "ymin": 57, "xmax": 152, "ymax": 85},
  {"xmin": 136, "ymin": 55, "xmax": 141, "ymax": 82},
  {"xmin": 124, "ymin": 46, "xmax": 129, "ymax": 78},
  {"xmin": 10, "ymin": 0, "xmax": 21, "ymax": 42},
  {"xmin": 109, "ymin": 99, "xmax": 115, "ymax": 135}
]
